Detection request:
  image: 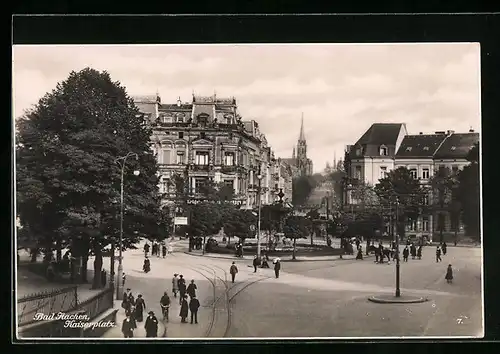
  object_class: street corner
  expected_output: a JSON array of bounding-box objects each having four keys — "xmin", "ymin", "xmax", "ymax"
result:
[{"xmin": 368, "ymin": 294, "xmax": 429, "ymax": 304}]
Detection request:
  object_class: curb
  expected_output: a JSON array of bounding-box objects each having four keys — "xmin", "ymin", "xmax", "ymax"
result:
[{"xmin": 368, "ymin": 295, "xmax": 429, "ymax": 304}]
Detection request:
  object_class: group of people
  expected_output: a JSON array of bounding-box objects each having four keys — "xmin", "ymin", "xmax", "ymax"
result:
[
  {"xmin": 171, "ymin": 274, "xmax": 201, "ymax": 324},
  {"xmin": 144, "ymin": 241, "xmax": 173, "ymax": 259},
  {"xmin": 121, "ymin": 289, "xmax": 159, "ymax": 338}
]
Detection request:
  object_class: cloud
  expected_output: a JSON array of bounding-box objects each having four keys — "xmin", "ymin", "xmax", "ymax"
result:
[{"xmin": 12, "ymin": 44, "xmax": 481, "ymax": 173}]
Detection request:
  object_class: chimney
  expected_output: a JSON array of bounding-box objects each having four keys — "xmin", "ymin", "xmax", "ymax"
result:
[{"xmin": 447, "ymin": 130, "xmax": 455, "ymax": 135}]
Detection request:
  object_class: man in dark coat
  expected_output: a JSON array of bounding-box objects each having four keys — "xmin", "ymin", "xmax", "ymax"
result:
[
  {"xmin": 417, "ymin": 245, "xmax": 422, "ymax": 260},
  {"xmin": 253, "ymin": 255, "xmax": 260, "ymax": 272},
  {"xmin": 442, "ymin": 242, "xmax": 447, "ymax": 256},
  {"xmin": 144, "ymin": 311, "xmax": 158, "ymax": 337},
  {"xmin": 162, "ymin": 244, "xmax": 167, "ymax": 258},
  {"xmin": 403, "ymin": 247, "xmax": 409, "ymax": 262},
  {"xmin": 121, "ymin": 312, "xmax": 136, "ymax": 338},
  {"xmin": 189, "ymin": 295, "xmax": 200, "ymax": 324},
  {"xmin": 144, "ymin": 243, "xmax": 150, "ymax": 257},
  {"xmin": 179, "ymin": 295, "xmax": 189, "ymax": 323},
  {"xmin": 410, "ymin": 244, "xmax": 417, "ymax": 259},
  {"xmin": 143, "ymin": 257, "xmax": 151, "ymax": 273},
  {"xmin": 186, "ymin": 280, "xmax": 197, "ymax": 299},
  {"xmin": 378, "ymin": 244, "xmax": 384, "ymax": 264},
  {"xmin": 274, "ymin": 259, "xmax": 281, "ymax": 278},
  {"xmin": 134, "ymin": 294, "xmax": 146, "ymax": 322},
  {"xmin": 230, "ymin": 262, "xmax": 238, "ymax": 283}
]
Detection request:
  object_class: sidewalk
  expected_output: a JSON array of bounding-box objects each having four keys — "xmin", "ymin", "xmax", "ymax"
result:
[
  {"xmin": 183, "ymin": 250, "xmax": 371, "ymax": 262},
  {"xmin": 102, "ymin": 302, "xmax": 166, "ymax": 338}
]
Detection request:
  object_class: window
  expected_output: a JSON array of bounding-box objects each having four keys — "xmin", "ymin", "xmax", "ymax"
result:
[
  {"xmin": 409, "ymin": 168, "xmax": 418, "ymax": 179},
  {"xmin": 176, "ymin": 151, "xmax": 185, "ymax": 164},
  {"xmin": 422, "ymin": 216, "xmax": 429, "ymax": 232},
  {"xmin": 452, "ymin": 166, "xmax": 459, "ymax": 174},
  {"xmin": 162, "ymin": 115, "xmax": 171, "ymax": 123},
  {"xmin": 223, "ymin": 179, "xmax": 234, "ymax": 192},
  {"xmin": 406, "ymin": 147, "xmax": 412, "ymax": 152},
  {"xmin": 354, "ymin": 166, "xmax": 362, "ymax": 179},
  {"xmin": 161, "ymin": 178, "xmax": 169, "ymax": 194},
  {"xmin": 423, "ymin": 146, "xmax": 430, "ymax": 151},
  {"xmin": 177, "ymin": 114, "xmax": 184, "ymax": 123},
  {"xmin": 194, "ymin": 178, "xmax": 208, "ymax": 194},
  {"xmin": 200, "ymin": 132, "xmax": 206, "ymax": 139},
  {"xmin": 380, "ymin": 166, "xmax": 387, "ymax": 179},
  {"xmin": 422, "ymin": 168, "xmax": 430, "ymax": 179},
  {"xmin": 198, "ymin": 115, "xmax": 208, "ymax": 126},
  {"xmin": 195, "ymin": 151, "xmax": 209, "ymax": 165},
  {"xmin": 423, "ymin": 194, "xmax": 430, "ymax": 205},
  {"xmin": 451, "ymin": 146, "xmax": 456, "ymax": 151},
  {"xmin": 379, "ymin": 146, "xmax": 388, "ymax": 156},
  {"xmin": 275, "ymin": 183, "xmax": 279, "ymax": 190},
  {"xmin": 178, "ymin": 132, "xmax": 184, "ymax": 139},
  {"xmin": 224, "ymin": 152, "xmax": 235, "ymax": 166},
  {"xmin": 162, "ymin": 149, "xmax": 171, "ymax": 164},
  {"xmin": 408, "ymin": 218, "xmax": 417, "ymax": 231},
  {"xmin": 356, "ymin": 148, "xmax": 362, "ymax": 156}
]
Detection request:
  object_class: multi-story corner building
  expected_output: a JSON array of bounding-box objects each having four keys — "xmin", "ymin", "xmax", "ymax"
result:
[
  {"xmin": 344, "ymin": 124, "xmax": 479, "ymax": 242},
  {"xmin": 133, "ymin": 93, "xmax": 292, "ymax": 211},
  {"xmin": 282, "ymin": 115, "xmax": 313, "ymax": 177}
]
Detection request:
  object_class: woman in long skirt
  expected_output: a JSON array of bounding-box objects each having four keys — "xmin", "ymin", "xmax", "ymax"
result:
[{"xmin": 445, "ymin": 264, "xmax": 454, "ymax": 284}]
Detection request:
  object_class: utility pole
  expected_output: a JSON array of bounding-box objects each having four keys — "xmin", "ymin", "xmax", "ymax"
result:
[{"xmin": 395, "ymin": 197, "xmax": 401, "ymax": 297}]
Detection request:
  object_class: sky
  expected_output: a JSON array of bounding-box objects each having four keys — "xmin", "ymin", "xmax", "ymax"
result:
[{"xmin": 12, "ymin": 44, "xmax": 481, "ymax": 173}]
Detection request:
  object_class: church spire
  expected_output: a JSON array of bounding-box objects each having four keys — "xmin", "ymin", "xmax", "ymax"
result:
[
  {"xmin": 299, "ymin": 113, "xmax": 305, "ymax": 141},
  {"xmin": 292, "ymin": 147, "xmax": 296, "ymax": 159}
]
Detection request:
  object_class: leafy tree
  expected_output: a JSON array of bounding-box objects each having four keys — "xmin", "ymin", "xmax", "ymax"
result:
[
  {"xmin": 375, "ymin": 167, "xmax": 425, "ymax": 240},
  {"xmin": 283, "ymin": 215, "xmax": 310, "ymax": 260},
  {"xmin": 16, "ymin": 68, "xmax": 161, "ymax": 288},
  {"xmin": 430, "ymin": 166, "xmax": 456, "ymax": 243},
  {"xmin": 223, "ymin": 209, "xmax": 257, "ymax": 245},
  {"xmin": 292, "ymin": 175, "xmax": 316, "ymax": 206},
  {"xmin": 305, "ymin": 209, "xmax": 321, "ymax": 246},
  {"xmin": 458, "ymin": 143, "xmax": 480, "ymax": 240}
]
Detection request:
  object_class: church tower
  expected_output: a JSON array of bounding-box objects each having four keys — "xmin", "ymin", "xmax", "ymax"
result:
[{"xmin": 295, "ymin": 113, "xmax": 312, "ymax": 176}]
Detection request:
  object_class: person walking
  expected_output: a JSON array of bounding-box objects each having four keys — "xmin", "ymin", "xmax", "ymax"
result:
[
  {"xmin": 172, "ymin": 274, "xmax": 179, "ymax": 298},
  {"xmin": 356, "ymin": 246, "xmax": 363, "ymax": 260},
  {"xmin": 442, "ymin": 242, "xmax": 447, "ymax": 256},
  {"xmin": 186, "ymin": 280, "xmax": 197, "ymax": 299},
  {"xmin": 162, "ymin": 244, "xmax": 167, "ymax": 258},
  {"xmin": 144, "ymin": 311, "xmax": 158, "ymax": 337},
  {"xmin": 179, "ymin": 295, "xmax": 189, "ymax": 323},
  {"xmin": 134, "ymin": 294, "xmax": 146, "ymax": 322},
  {"xmin": 445, "ymin": 264, "xmax": 454, "ymax": 284},
  {"xmin": 230, "ymin": 262, "xmax": 238, "ymax": 283},
  {"xmin": 410, "ymin": 243, "xmax": 417, "ymax": 260},
  {"xmin": 436, "ymin": 246, "xmax": 442, "ymax": 263},
  {"xmin": 274, "ymin": 258, "xmax": 281, "ymax": 278},
  {"xmin": 189, "ymin": 295, "xmax": 200, "ymax": 324},
  {"xmin": 417, "ymin": 245, "xmax": 422, "ymax": 260},
  {"xmin": 144, "ymin": 243, "xmax": 150, "ymax": 257},
  {"xmin": 253, "ymin": 255, "xmax": 260, "ymax": 272},
  {"xmin": 121, "ymin": 312, "xmax": 136, "ymax": 338},
  {"xmin": 178, "ymin": 275, "xmax": 187, "ymax": 304},
  {"xmin": 403, "ymin": 246, "xmax": 409, "ymax": 262},
  {"xmin": 143, "ymin": 257, "xmax": 151, "ymax": 273},
  {"xmin": 160, "ymin": 291, "xmax": 171, "ymax": 322},
  {"xmin": 122, "ymin": 272, "xmax": 126, "ymax": 287}
]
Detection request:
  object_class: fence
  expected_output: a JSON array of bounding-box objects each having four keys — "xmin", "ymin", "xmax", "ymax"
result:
[
  {"xmin": 17, "ymin": 286, "xmax": 78, "ymax": 327},
  {"xmin": 77, "ymin": 287, "xmax": 114, "ymax": 321}
]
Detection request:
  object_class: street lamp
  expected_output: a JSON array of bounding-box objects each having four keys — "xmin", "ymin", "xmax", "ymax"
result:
[
  {"xmin": 256, "ymin": 172, "xmax": 263, "ymax": 259},
  {"xmin": 115, "ymin": 152, "xmax": 140, "ymax": 301},
  {"xmin": 394, "ymin": 196, "xmax": 401, "ymax": 297}
]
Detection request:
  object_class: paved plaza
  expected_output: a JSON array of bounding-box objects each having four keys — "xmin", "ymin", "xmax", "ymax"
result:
[{"xmin": 100, "ymin": 240, "xmax": 483, "ymax": 338}]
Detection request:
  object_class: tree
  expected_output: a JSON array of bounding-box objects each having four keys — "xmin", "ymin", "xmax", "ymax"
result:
[
  {"xmin": 374, "ymin": 167, "xmax": 425, "ymax": 240},
  {"xmin": 305, "ymin": 209, "xmax": 321, "ymax": 246},
  {"xmin": 283, "ymin": 215, "xmax": 310, "ymax": 260},
  {"xmin": 458, "ymin": 142, "xmax": 480, "ymax": 240},
  {"xmin": 223, "ymin": 209, "xmax": 257, "ymax": 245},
  {"xmin": 430, "ymin": 166, "xmax": 455, "ymax": 243},
  {"xmin": 292, "ymin": 175, "xmax": 316, "ymax": 206},
  {"xmin": 16, "ymin": 68, "xmax": 161, "ymax": 288}
]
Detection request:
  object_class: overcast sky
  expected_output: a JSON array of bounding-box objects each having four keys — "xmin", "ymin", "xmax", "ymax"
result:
[{"xmin": 13, "ymin": 44, "xmax": 481, "ymax": 173}]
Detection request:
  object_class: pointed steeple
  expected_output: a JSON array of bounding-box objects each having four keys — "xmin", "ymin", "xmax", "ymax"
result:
[{"xmin": 299, "ymin": 113, "xmax": 305, "ymax": 141}]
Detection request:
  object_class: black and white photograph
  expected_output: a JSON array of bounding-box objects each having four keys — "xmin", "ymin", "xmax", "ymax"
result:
[{"xmin": 13, "ymin": 43, "xmax": 482, "ymax": 339}]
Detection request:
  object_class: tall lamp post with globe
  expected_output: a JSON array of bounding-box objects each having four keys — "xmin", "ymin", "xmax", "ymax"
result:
[{"xmin": 115, "ymin": 152, "xmax": 140, "ymax": 301}]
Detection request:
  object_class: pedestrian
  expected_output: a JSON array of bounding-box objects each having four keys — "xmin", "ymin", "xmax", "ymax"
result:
[
  {"xmin": 253, "ymin": 255, "xmax": 259, "ymax": 272},
  {"xmin": 189, "ymin": 295, "xmax": 200, "ymax": 324},
  {"xmin": 179, "ymin": 295, "xmax": 189, "ymax": 323},
  {"xmin": 403, "ymin": 247, "xmax": 409, "ymax": 262},
  {"xmin": 121, "ymin": 288, "xmax": 132, "ymax": 313},
  {"xmin": 410, "ymin": 244, "xmax": 416, "ymax": 259},
  {"xmin": 356, "ymin": 246, "xmax": 363, "ymax": 260},
  {"xmin": 162, "ymin": 244, "xmax": 167, "ymax": 258},
  {"xmin": 355, "ymin": 238, "xmax": 360, "ymax": 250},
  {"xmin": 374, "ymin": 247, "xmax": 380, "ymax": 264},
  {"xmin": 230, "ymin": 262, "xmax": 238, "ymax": 283},
  {"xmin": 144, "ymin": 243, "xmax": 150, "ymax": 257},
  {"xmin": 143, "ymin": 257, "xmax": 151, "ymax": 273},
  {"xmin": 186, "ymin": 280, "xmax": 197, "ymax": 299},
  {"xmin": 152, "ymin": 242, "xmax": 156, "ymax": 257},
  {"xmin": 122, "ymin": 272, "xmax": 126, "ymax": 287},
  {"xmin": 436, "ymin": 246, "xmax": 442, "ymax": 263},
  {"xmin": 445, "ymin": 264, "xmax": 454, "ymax": 284},
  {"xmin": 172, "ymin": 274, "xmax": 179, "ymax": 298},
  {"xmin": 274, "ymin": 258, "xmax": 281, "ymax": 278},
  {"xmin": 417, "ymin": 245, "xmax": 422, "ymax": 260},
  {"xmin": 378, "ymin": 244, "xmax": 384, "ymax": 264},
  {"xmin": 178, "ymin": 275, "xmax": 186, "ymax": 304},
  {"xmin": 121, "ymin": 312, "xmax": 136, "ymax": 338},
  {"xmin": 144, "ymin": 311, "xmax": 158, "ymax": 337},
  {"xmin": 168, "ymin": 244, "xmax": 174, "ymax": 255},
  {"xmin": 160, "ymin": 291, "xmax": 171, "ymax": 322},
  {"xmin": 134, "ymin": 294, "xmax": 146, "ymax": 322},
  {"xmin": 442, "ymin": 242, "xmax": 447, "ymax": 256}
]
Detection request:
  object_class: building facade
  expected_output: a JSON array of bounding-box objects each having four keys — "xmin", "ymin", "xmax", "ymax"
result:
[
  {"xmin": 344, "ymin": 123, "xmax": 480, "ymax": 242},
  {"xmin": 283, "ymin": 115, "xmax": 313, "ymax": 177},
  {"xmin": 133, "ymin": 94, "xmax": 293, "ymax": 211}
]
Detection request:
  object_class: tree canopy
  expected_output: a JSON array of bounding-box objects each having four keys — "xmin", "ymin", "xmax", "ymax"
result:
[
  {"xmin": 458, "ymin": 142, "xmax": 480, "ymax": 239},
  {"xmin": 16, "ymin": 68, "xmax": 167, "ymax": 287}
]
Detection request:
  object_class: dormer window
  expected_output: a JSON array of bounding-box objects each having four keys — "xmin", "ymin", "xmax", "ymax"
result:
[
  {"xmin": 451, "ymin": 146, "xmax": 456, "ymax": 151},
  {"xmin": 356, "ymin": 148, "xmax": 362, "ymax": 156},
  {"xmin": 406, "ymin": 147, "xmax": 412, "ymax": 152},
  {"xmin": 423, "ymin": 146, "xmax": 430, "ymax": 151},
  {"xmin": 197, "ymin": 114, "xmax": 209, "ymax": 127},
  {"xmin": 379, "ymin": 145, "xmax": 388, "ymax": 156},
  {"xmin": 176, "ymin": 113, "xmax": 184, "ymax": 123}
]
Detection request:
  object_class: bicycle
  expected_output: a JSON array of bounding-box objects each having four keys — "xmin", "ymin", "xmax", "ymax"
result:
[{"xmin": 161, "ymin": 304, "xmax": 169, "ymax": 322}]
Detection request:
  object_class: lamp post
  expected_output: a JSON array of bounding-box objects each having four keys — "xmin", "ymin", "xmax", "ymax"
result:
[
  {"xmin": 256, "ymin": 171, "xmax": 263, "ymax": 259},
  {"xmin": 115, "ymin": 152, "xmax": 140, "ymax": 301},
  {"xmin": 394, "ymin": 196, "xmax": 401, "ymax": 297}
]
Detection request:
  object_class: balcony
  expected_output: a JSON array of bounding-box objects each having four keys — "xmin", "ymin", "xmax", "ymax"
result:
[
  {"xmin": 189, "ymin": 164, "xmax": 211, "ymax": 172},
  {"xmin": 218, "ymin": 123, "xmax": 240, "ymax": 131}
]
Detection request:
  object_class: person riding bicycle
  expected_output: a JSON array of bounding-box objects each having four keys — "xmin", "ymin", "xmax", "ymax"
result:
[{"xmin": 160, "ymin": 291, "xmax": 171, "ymax": 321}]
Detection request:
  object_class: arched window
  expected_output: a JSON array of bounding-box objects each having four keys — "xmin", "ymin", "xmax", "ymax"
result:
[{"xmin": 379, "ymin": 145, "xmax": 388, "ymax": 156}]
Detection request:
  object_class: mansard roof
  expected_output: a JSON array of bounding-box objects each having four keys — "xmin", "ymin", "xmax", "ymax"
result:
[
  {"xmin": 356, "ymin": 123, "xmax": 403, "ymax": 146},
  {"xmin": 434, "ymin": 132, "xmax": 479, "ymax": 159},
  {"xmin": 132, "ymin": 95, "xmax": 159, "ymax": 104},
  {"xmin": 396, "ymin": 134, "xmax": 448, "ymax": 158}
]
